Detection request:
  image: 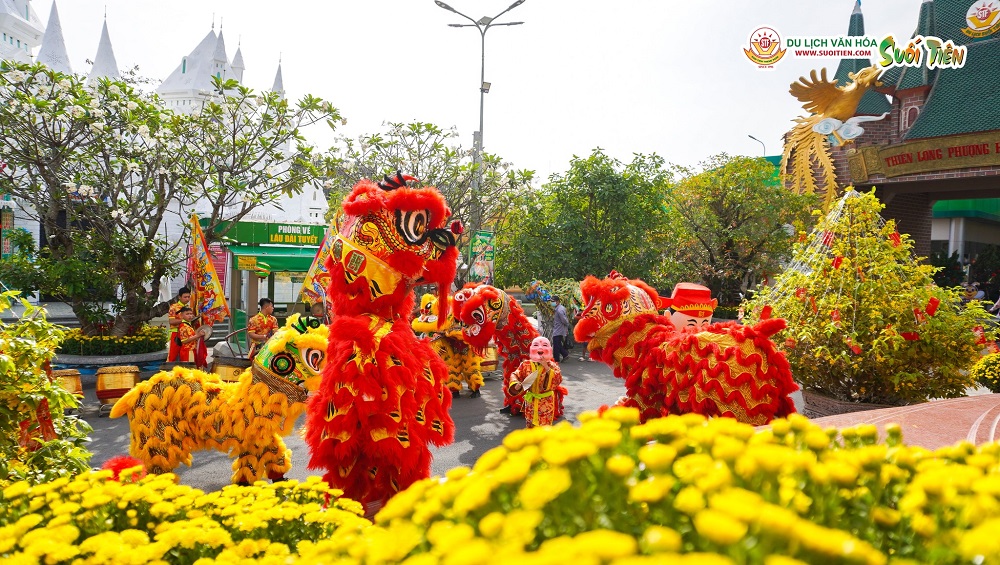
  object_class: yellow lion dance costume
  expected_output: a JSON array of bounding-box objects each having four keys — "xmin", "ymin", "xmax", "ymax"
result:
[
  {"xmin": 111, "ymin": 315, "xmax": 327, "ymax": 484},
  {"xmin": 412, "ymin": 293, "xmax": 484, "ymax": 398}
]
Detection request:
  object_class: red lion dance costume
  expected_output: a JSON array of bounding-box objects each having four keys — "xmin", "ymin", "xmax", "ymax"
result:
[
  {"xmin": 575, "ymin": 271, "xmax": 798, "ymax": 425},
  {"xmin": 305, "ymin": 173, "xmax": 460, "ymax": 508}
]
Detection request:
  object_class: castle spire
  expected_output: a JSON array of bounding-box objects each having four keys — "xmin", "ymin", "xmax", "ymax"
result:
[
  {"xmin": 271, "ymin": 57, "xmax": 284, "ymax": 98},
  {"xmin": 37, "ymin": 1, "xmax": 72, "ymax": 74},
  {"xmin": 87, "ymin": 16, "xmax": 121, "ymax": 86}
]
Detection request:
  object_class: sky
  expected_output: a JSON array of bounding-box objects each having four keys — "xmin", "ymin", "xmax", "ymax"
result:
[{"xmin": 30, "ymin": 0, "xmax": 926, "ymax": 184}]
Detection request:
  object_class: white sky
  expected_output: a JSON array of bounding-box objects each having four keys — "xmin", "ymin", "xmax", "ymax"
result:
[{"xmin": 32, "ymin": 0, "xmax": 924, "ymax": 183}]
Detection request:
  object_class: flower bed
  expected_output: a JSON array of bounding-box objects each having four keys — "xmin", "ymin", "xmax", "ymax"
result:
[
  {"xmin": 4, "ymin": 407, "xmax": 1000, "ymax": 563},
  {"xmin": 56, "ymin": 325, "xmax": 169, "ymax": 357}
]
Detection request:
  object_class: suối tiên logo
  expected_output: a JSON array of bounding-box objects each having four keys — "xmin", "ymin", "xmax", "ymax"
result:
[
  {"xmin": 962, "ymin": 0, "xmax": 1000, "ymax": 38},
  {"xmin": 743, "ymin": 26, "xmax": 968, "ymax": 72},
  {"xmin": 743, "ymin": 27, "xmax": 787, "ymax": 69}
]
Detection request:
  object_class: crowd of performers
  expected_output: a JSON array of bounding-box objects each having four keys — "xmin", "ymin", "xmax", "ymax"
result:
[{"xmin": 119, "ymin": 173, "xmax": 795, "ymax": 516}]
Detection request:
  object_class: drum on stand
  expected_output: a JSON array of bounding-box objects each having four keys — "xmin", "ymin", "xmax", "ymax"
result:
[
  {"xmin": 210, "ymin": 355, "xmax": 253, "ymax": 383},
  {"xmin": 96, "ymin": 365, "xmax": 140, "ymax": 417}
]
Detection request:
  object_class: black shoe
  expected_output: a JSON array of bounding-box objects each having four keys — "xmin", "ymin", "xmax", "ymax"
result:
[
  {"xmin": 499, "ymin": 405, "xmax": 511, "ymax": 414},
  {"xmin": 470, "ymin": 389, "xmax": 481, "ymax": 398},
  {"xmin": 451, "ymin": 389, "xmax": 460, "ymax": 398}
]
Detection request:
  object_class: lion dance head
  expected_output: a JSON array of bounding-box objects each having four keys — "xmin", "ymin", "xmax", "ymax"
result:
[
  {"xmin": 253, "ymin": 314, "xmax": 329, "ymax": 397},
  {"xmin": 327, "ymin": 172, "xmax": 462, "ymax": 322},
  {"xmin": 575, "ymin": 271, "xmax": 668, "ymax": 356}
]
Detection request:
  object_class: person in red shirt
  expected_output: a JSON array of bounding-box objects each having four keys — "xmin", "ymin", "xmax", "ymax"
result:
[
  {"xmin": 166, "ymin": 287, "xmax": 192, "ymax": 362},
  {"xmin": 175, "ymin": 307, "xmax": 203, "ymax": 366},
  {"xmin": 247, "ymin": 298, "xmax": 278, "ymax": 359}
]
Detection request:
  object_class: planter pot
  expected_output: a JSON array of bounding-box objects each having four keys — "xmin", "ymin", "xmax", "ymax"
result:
[
  {"xmin": 55, "ymin": 349, "xmax": 168, "ymax": 366},
  {"xmin": 801, "ymin": 389, "xmax": 896, "ymax": 418}
]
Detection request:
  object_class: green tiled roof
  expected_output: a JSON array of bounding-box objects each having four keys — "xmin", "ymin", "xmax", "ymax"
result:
[
  {"xmin": 904, "ymin": 36, "xmax": 1000, "ymax": 139},
  {"xmin": 833, "ymin": 2, "xmax": 892, "ymax": 116},
  {"xmin": 896, "ymin": 0, "xmax": 938, "ymax": 91},
  {"xmin": 933, "ymin": 0, "xmax": 978, "ymax": 46}
]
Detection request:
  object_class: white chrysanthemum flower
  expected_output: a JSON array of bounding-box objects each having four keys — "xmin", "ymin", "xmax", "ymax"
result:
[
  {"xmin": 127, "ymin": 101, "xmax": 138, "ymax": 111},
  {"xmin": 108, "ymin": 85, "xmax": 121, "ymax": 95}
]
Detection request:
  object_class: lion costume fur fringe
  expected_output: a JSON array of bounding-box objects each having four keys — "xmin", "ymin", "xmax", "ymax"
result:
[
  {"xmin": 575, "ymin": 272, "xmax": 798, "ymax": 425},
  {"xmin": 110, "ymin": 315, "xmax": 328, "ymax": 484}
]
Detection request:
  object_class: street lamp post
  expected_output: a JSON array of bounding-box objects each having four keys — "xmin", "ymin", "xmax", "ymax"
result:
[
  {"xmin": 748, "ymin": 134, "xmax": 766, "ymax": 157},
  {"xmin": 435, "ymin": 0, "xmax": 525, "ymax": 280}
]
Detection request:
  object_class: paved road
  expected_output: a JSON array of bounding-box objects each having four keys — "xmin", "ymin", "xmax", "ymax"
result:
[{"xmin": 79, "ymin": 353, "xmax": 628, "ymax": 492}]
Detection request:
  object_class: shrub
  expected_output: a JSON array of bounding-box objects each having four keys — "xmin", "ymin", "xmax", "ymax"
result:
[
  {"xmin": 930, "ymin": 250, "xmax": 966, "ymax": 288},
  {"xmin": 6, "ymin": 408, "xmax": 1000, "ymax": 563},
  {"xmin": 970, "ymin": 352, "xmax": 1000, "ymax": 393},
  {"xmin": 0, "ymin": 292, "xmax": 92, "ymax": 487},
  {"xmin": 57, "ymin": 324, "xmax": 169, "ymax": 356},
  {"xmin": 743, "ymin": 190, "xmax": 995, "ymax": 405},
  {"xmin": 0, "ymin": 473, "xmax": 369, "ymax": 564}
]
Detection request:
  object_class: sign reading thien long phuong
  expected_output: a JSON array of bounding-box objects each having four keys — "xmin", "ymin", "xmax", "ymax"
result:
[{"xmin": 848, "ymin": 132, "xmax": 1000, "ymax": 181}]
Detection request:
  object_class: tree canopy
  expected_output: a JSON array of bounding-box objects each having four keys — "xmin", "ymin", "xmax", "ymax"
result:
[
  {"xmin": 322, "ymin": 121, "xmax": 533, "ymax": 284},
  {"xmin": 0, "ymin": 62, "xmax": 338, "ymax": 335},
  {"xmin": 494, "ymin": 149, "xmax": 671, "ymax": 288},
  {"xmin": 662, "ymin": 154, "xmax": 816, "ymax": 305}
]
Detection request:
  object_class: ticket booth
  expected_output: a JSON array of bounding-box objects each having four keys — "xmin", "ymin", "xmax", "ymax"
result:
[{"xmin": 199, "ymin": 219, "xmax": 325, "ymax": 335}]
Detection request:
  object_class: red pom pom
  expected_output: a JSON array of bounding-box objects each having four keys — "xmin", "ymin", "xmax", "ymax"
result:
[
  {"xmin": 101, "ymin": 455, "xmax": 147, "ymax": 482},
  {"xmin": 450, "ymin": 220, "xmax": 464, "ymax": 235}
]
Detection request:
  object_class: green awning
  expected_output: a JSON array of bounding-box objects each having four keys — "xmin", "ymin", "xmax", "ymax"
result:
[
  {"xmin": 932, "ymin": 199, "xmax": 1000, "ymax": 223},
  {"xmin": 228, "ymin": 245, "xmax": 320, "ymax": 272}
]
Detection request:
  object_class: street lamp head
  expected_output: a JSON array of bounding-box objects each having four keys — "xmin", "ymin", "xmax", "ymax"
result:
[
  {"xmin": 434, "ymin": 0, "xmax": 457, "ymax": 13},
  {"xmin": 509, "ymin": 0, "xmax": 526, "ymax": 8}
]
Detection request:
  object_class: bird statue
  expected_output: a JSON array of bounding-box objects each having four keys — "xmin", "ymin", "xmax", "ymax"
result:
[{"xmin": 781, "ymin": 65, "xmax": 885, "ymax": 209}]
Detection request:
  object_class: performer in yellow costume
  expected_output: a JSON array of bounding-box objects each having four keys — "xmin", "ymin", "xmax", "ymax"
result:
[{"xmin": 412, "ymin": 293, "xmax": 484, "ymax": 398}]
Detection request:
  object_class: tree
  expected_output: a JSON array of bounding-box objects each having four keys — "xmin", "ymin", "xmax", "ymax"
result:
[
  {"xmin": 0, "ymin": 62, "xmax": 338, "ymax": 335},
  {"xmin": 322, "ymin": 121, "xmax": 533, "ymax": 284},
  {"xmin": 743, "ymin": 190, "xmax": 994, "ymax": 406},
  {"xmin": 662, "ymin": 154, "xmax": 816, "ymax": 305},
  {"xmin": 929, "ymin": 250, "xmax": 966, "ymax": 289},
  {"xmin": 969, "ymin": 245, "xmax": 1000, "ymax": 303},
  {"xmin": 495, "ymin": 149, "xmax": 671, "ymax": 288}
]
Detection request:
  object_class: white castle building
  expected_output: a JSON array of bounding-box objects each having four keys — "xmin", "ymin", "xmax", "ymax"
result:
[{"xmin": 0, "ymin": 1, "xmax": 328, "ymax": 299}]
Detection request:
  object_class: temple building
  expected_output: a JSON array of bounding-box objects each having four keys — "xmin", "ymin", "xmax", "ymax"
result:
[{"xmin": 787, "ymin": 0, "xmax": 1000, "ymax": 263}]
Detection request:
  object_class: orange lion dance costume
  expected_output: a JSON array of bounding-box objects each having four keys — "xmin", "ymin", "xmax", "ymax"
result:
[
  {"xmin": 305, "ymin": 173, "xmax": 461, "ymax": 507},
  {"xmin": 574, "ymin": 271, "xmax": 798, "ymax": 425},
  {"xmin": 452, "ymin": 284, "xmax": 566, "ymax": 419}
]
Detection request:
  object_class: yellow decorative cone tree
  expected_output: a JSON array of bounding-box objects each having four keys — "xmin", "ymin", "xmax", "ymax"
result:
[{"xmin": 744, "ymin": 190, "xmax": 995, "ymax": 406}]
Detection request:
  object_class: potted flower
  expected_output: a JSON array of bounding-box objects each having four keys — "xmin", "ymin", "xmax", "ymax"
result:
[{"xmin": 743, "ymin": 190, "xmax": 995, "ymax": 413}]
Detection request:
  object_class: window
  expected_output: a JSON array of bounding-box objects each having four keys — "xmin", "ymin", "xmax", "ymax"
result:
[{"xmin": 182, "ymin": 58, "xmax": 186, "ymax": 73}]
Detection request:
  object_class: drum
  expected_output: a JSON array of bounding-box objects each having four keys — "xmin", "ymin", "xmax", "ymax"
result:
[
  {"xmin": 210, "ymin": 355, "xmax": 253, "ymax": 382},
  {"xmin": 95, "ymin": 365, "xmax": 140, "ymax": 417},
  {"xmin": 52, "ymin": 368, "xmax": 83, "ymax": 397}
]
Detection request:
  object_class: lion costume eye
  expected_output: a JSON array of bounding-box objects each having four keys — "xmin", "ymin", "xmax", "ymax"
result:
[
  {"xmin": 471, "ymin": 307, "xmax": 485, "ymax": 325},
  {"xmin": 395, "ymin": 209, "xmax": 430, "ymax": 245},
  {"xmin": 301, "ymin": 347, "xmax": 325, "ymax": 373}
]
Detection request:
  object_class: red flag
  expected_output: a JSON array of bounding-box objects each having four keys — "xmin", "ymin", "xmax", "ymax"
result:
[{"xmin": 925, "ymin": 297, "xmax": 940, "ymax": 316}]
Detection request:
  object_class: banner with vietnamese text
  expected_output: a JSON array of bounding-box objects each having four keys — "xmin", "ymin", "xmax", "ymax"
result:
[
  {"xmin": 189, "ymin": 215, "xmax": 231, "ymax": 325},
  {"xmin": 298, "ymin": 229, "xmax": 333, "ymax": 306}
]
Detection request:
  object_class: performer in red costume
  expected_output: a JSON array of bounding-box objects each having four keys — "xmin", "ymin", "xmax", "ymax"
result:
[
  {"xmin": 508, "ymin": 337, "xmax": 563, "ymax": 428},
  {"xmin": 305, "ymin": 172, "xmax": 462, "ymax": 510}
]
